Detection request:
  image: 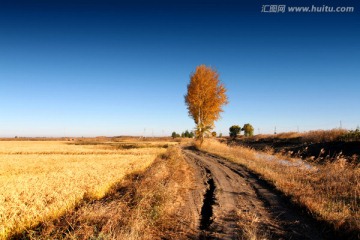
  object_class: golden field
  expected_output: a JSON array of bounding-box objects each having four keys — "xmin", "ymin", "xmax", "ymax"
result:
[
  {"xmin": 29, "ymin": 146, "xmax": 195, "ymax": 239},
  {"xmin": 0, "ymin": 140, "xmax": 169, "ymax": 239}
]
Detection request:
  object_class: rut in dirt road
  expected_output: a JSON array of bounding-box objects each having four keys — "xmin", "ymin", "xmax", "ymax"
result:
[
  {"xmin": 199, "ymin": 168, "xmax": 216, "ymax": 231},
  {"xmin": 183, "ymin": 147, "xmax": 334, "ymax": 240}
]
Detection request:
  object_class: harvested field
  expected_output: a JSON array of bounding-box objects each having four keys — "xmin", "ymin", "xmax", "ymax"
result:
[{"xmin": 0, "ymin": 141, "xmax": 167, "ymax": 239}]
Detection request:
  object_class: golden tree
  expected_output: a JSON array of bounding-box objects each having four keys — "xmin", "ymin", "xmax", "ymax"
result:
[{"xmin": 185, "ymin": 65, "xmax": 228, "ymax": 145}]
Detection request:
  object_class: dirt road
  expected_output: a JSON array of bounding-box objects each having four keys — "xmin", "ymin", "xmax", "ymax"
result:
[{"xmin": 182, "ymin": 147, "xmax": 332, "ymax": 240}]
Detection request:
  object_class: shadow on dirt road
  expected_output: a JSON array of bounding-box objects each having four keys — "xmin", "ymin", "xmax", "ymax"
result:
[{"xmin": 182, "ymin": 146, "xmax": 342, "ymax": 240}]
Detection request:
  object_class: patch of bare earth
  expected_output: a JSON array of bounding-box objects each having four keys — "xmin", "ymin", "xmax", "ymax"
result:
[{"xmin": 183, "ymin": 147, "xmax": 337, "ymax": 240}]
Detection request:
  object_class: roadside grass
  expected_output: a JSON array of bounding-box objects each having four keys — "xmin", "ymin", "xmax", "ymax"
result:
[
  {"xmin": 236, "ymin": 209, "xmax": 269, "ymax": 240},
  {"xmin": 242, "ymin": 128, "xmax": 349, "ymax": 143},
  {"xmin": 0, "ymin": 141, "xmax": 166, "ymax": 239},
  {"xmin": 26, "ymin": 146, "xmax": 195, "ymax": 239},
  {"xmin": 302, "ymin": 129, "xmax": 349, "ymax": 142},
  {"xmin": 199, "ymin": 139, "xmax": 359, "ymax": 238}
]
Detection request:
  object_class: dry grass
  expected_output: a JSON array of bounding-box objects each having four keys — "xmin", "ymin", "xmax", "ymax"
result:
[
  {"xmin": 26, "ymin": 146, "xmax": 195, "ymax": 239},
  {"xmin": 243, "ymin": 128, "xmax": 348, "ymax": 143},
  {"xmin": 301, "ymin": 129, "xmax": 348, "ymax": 143},
  {"xmin": 236, "ymin": 210, "xmax": 268, "ymax": 240},
  {"xmin": 200, "ymin": 139, "xmax": 359, "ymax": 236},
  {"xmin": 0, "ymin": 141, "xmax": 166, "ymax": 239}
]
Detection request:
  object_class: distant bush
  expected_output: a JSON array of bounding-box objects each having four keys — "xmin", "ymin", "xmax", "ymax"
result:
[
  {"xmin": 181, "ymin": 130, "xmax": 194, "ymax": 138},
  {"xmin": 229, "ymin": 125, "xmax": 241, "ymax": 139},
  {"xmin": 173, "ymin": 130, "xmax": 194, "ymax": 139},
  {"xmin": 339, "ymin": 127, "xmax": 360, "ymax": 141},
  {"xmin": 171, "ymin": 132, "xmax": 180, "ymax": 139},
  {"xmin": 243, "ymin": 123, "xmax": 254, "ymax": 137}
]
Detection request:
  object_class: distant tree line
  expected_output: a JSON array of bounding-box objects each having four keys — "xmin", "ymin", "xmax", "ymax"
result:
[
  {"xmin": 172, "ymin": 130, "xmax": 194, "ymax": 139},
  {"xmin": 171, "ymin": 130, "xmax": 223, "ymax": 139},
  {"xmin": 229, "ymin": 123, "xmax": 254, "ymax": 139}
]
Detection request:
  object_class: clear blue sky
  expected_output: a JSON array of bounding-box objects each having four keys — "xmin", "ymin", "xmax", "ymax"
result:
[{"xmin": 0, "ymin": 0, "xmax": 359, "ymax": 137}]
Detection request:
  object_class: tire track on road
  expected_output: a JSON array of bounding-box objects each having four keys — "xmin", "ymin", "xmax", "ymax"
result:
[{"xmin": 183, "ymin": 147, "xmax": 332, "ymax": 240}]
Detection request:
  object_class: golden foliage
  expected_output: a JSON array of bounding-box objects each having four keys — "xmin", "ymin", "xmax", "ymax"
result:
[{"xmin": 184, "ymin": 65, "xmax": 228, "ymax": 142}]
